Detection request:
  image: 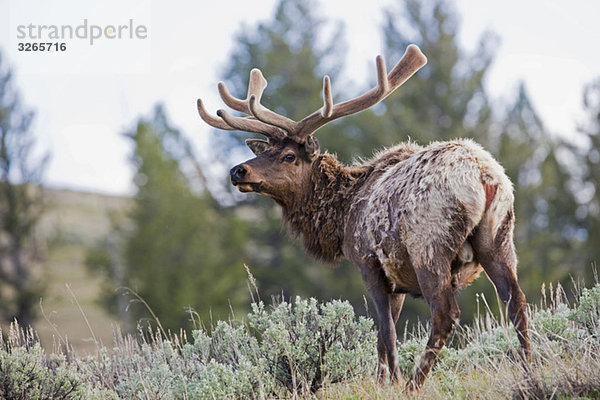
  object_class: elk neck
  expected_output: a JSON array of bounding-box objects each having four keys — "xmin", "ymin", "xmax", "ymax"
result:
[{"xmin": 281, "ymin": 153, "xmax": 369, "ymax": 264}]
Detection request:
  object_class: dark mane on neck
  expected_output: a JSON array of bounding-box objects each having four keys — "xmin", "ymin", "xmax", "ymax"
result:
[{"xmin": 282, "ymin": 153, "xmax": 368, "ymax": 263}]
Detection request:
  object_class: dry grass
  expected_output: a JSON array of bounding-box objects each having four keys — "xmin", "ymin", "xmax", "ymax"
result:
[
  {"xmin": 316, "ymin": 286, "xmax": 600, "ymax": 400},
  {"xmin": 1, "ymin": 281, "xmax": 600, "ymax": 399},
  {"xmin": 33, "ymin": 189, "xmax": 131, "ymax": 354},
  {"xmin": 316, "ymin": 345, "xmax": 600, "ymax": 399}
]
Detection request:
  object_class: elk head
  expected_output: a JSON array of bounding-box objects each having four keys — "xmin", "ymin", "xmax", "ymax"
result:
[{"xmin": 197, "ymin": 44, "xmax": 428, "ymax": 206}]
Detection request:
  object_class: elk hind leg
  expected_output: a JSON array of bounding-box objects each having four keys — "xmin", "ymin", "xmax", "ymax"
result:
[{"xmin": 472, "ymin": 211, "xmax": 531, "ymax": 363}]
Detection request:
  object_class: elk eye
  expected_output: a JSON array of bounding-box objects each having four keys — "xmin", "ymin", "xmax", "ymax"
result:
[{"xmin": 282, "ymin": 153, "xmax": 296, "ymax": 163}]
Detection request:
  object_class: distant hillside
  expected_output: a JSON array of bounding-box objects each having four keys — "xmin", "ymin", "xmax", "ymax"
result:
[
  {"xmin": 38, "ymin": 188, "xmax": 131, "ymax": 244},
  {"xmin": 33, "ymin": 188, "xmax": 131, "ymax": 354}
]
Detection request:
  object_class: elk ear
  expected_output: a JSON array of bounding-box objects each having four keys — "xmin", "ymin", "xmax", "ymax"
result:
[
  {"xmin": 246, "ymin": 139, "xmax": 270, "ymax": 155},
  {"xmin": 304, "ymin": 136, "xmax": 320, "ymax": 159}
]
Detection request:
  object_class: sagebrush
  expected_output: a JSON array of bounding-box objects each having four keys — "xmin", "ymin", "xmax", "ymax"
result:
[{"xmin": 1, "ymin": 282, "xmax": 600, "ymax": 399}]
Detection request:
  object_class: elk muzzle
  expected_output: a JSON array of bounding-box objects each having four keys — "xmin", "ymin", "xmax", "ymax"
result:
[{"xmin": 230, "ymin": 163, "xmax": 262, "ymax": 192}]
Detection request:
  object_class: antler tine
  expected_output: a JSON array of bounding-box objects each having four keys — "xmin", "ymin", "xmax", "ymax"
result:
[
  {"xmin": 375, "ymin": 55, "xmax": 389, "ymax": 94},
  {"xmin": 248, "ymin": 95, "xmax": 298, "ymax": 133},
  {"xmin": 217, "ymin": 68, "xmax": 268, "ymax": 114},
  {"xmin": 215, "ymin": 67, "xmax": 298, "ymax": 135},
  {"xmin": 197, "ymin": 99, "xmax": 235, "ymax": 131},
  {"xmin": 217, "ymin": 82, "xmax": 247, "ymax": 113},
  {"xmin": 294, "ymin": 44, "xmax": 427, "ymax": 140},
  {"xmin": 321, "ymin": 76, "xmax": 333, "ymax": 118},
  {"xmin": 200, "ymin": 68, "xmax": 287, "ymax": 140},
  {"xmin": 197, "ymin": 99, "xmax": 286, "ymax": 139},
  {"xmin": 387, "ymin": 44, "xmax": 427, "ymax": 88},
  {"xmin": 248, "ymin": 69, "xmax": 267, "ymax": 104},
  {"xmin": 216, "ymin": 108, "xmax": 286, "ymax": 139}
]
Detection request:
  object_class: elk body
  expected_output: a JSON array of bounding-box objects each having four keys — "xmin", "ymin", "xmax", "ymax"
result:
[{"xmin": 197, "ymin": 45, "xmax": 531, "ymax": 390}]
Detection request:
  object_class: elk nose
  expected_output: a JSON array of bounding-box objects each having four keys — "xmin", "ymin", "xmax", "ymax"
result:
[{"xmin": 230, "ymin": 165, "xmax": 247, "ymax": 181}]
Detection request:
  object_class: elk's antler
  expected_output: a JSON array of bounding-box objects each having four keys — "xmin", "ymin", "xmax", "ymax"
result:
[
  {"xmin": 293, "ymin": 44, "xmax": 427, "ymax": 140},
  {"xmin": 197, "ymin": 44, "xmax": 427, "ymax": 142},
  {"xmin": 197, "ymin": 68, "xmax": 287, "ymax": 140}
]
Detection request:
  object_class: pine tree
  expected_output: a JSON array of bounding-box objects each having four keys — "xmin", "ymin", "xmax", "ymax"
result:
[
  {"xmin": 578, "ymin": 78, "xmax": 600, "ymax": 276},
  {"xmin": 496, "ymin": 84, "xmax": 582, "ymax": 294},
  {"xmin": 381, "ymin": 0, "xmax": 496, "ymax": 144},
  {"xmin": 0, "ymin": 51, "xmax": 47, "ymax": 327},
  {"xmin": 91, "ymin": 105, "xmax": 249, "ymax": 331}
]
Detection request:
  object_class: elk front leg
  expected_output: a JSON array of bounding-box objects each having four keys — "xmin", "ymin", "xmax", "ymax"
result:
[
  {"xmin": 359, "ymin": 264, "xmax": 401, "ymax": 383},
  {"xmin": 407, "ymin": 270, "xmax": 460, "ymax": 391},
  {"xmin": 379, "ymin": 293, "xmax": 406, "ymax": 381}
]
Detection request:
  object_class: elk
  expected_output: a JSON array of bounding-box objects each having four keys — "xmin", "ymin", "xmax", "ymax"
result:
[{"xmin": 197, "ymin": 44, "xmax": 531, "ymax": 390}]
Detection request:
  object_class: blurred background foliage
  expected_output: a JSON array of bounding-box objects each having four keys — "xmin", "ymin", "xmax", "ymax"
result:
[{"xmin": 1, "ymin": 0, "xmax": 599, "ymax": 335}]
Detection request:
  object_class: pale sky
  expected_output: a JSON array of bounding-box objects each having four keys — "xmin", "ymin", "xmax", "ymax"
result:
[{"xmin": 0, "ymin": 0, "xmax": 599, "ymax": 196}]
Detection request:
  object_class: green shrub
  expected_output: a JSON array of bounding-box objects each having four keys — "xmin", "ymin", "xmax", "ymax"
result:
[
  {"xmin": 245, "ymin": 297, "xmax": 376, "ymax": 395},
  {"xmin": 0, "ymin": 324, "xmax": 114, "ymax": 400},
  {"xmin": 570, "ymin": 283, "xmax": 600, "ymax": 337},
  {"xmin": 396, "ymin": 337, "xmax": 425, "ymax": 376},
  {"xmin": 2, "ymin": 282, "xmax": 600, "ymax": 399},
  {"xmin": 76, "ymin": 297, "xmax": 375, "ymax": 398},
  {"xmin": 532, "ymin": 304, "xmax": 570, "ymax": 338},
  {"xmin": 0, "ymin": 343, "xmax": 81, "ymax": 400}
]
